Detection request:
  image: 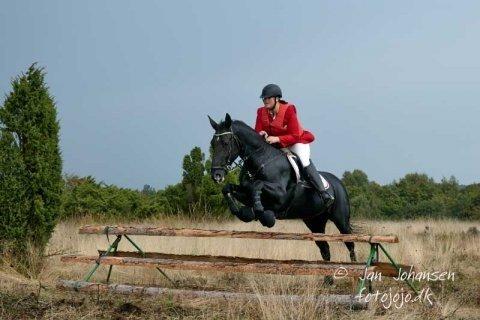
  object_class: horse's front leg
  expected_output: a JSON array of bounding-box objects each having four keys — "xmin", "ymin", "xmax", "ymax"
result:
[
  {"xmin": 222, "ymin": 184, "xmax": 255, "ymax": 222},
  {"xmin": 250, "ymin": 180, "xmax": 277, "ymax": 228},
  {"xmin": 251, "ymin": 180, "xmax": 264, "ymax": 214}
]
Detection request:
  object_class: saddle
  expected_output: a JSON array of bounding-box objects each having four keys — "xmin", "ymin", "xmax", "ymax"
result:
[
  {"xmin": 280, "ymin": 148, "xmax": 330, "ymax": 190},
  {"xmin": 270, "ymin": 149, "xmax": 334, "ymax": 219}
]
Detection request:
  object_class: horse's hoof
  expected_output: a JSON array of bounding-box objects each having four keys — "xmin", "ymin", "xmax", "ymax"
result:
[
  {"xmin": 258, "ymin": 210, "xmax": 276, "ymax": 228},
  {"xmin": 323, "ymin": 276, "xmax": 334, "ymax": 286},
  {"xmin": 236, "ymin": 206, "xmax": 255, "ymax": 222}
]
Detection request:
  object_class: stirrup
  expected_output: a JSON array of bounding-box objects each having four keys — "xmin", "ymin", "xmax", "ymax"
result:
[{"xmin": 321, "ymin": 191, "xmax": 334, "ymax": 207}]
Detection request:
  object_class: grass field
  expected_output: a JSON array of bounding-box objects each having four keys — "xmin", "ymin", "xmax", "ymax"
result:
[{"xmin": 1, "ymin": 217, "xmax": 479, "ymax": 319}]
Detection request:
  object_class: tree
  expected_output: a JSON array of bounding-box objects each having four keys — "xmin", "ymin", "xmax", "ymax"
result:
[
  {"xmin": 342, "ymin": 169, "xmax": 382, "ymax": 218},
  {"xmin": 0, "ymin": 64, "xmax": 62, "ymax": 274},
  {"xmin": 182, "ymin": 146, "xmax": 205, "ymax": 204},
  {"xmin": 0, "ymin": 131, "xmax": 29, "ymax": 254},
  {"xmin": 142, "ymin": 184, "xmax": 156, "ymax": 196},
  {"xmin": 453, "ymin": 184, "xmax": 480, "ymax": 220},
  {"xmin": 342, "ymin": 169, "xmax": 369, "ymax": 189}
]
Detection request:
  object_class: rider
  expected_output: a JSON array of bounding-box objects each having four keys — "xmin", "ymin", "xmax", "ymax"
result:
[{"xmin": 255, "ymin": 84, "xmax": 334, "ymax": 206}]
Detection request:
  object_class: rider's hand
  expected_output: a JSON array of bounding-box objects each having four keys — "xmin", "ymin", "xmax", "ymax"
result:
[
  {"xmin": 259, "ymin": 130, "xmax": 268, "ymax": 138},
  {"xmin": 266, "ymin": 136, "xmax": 280, "ymax": 144}
]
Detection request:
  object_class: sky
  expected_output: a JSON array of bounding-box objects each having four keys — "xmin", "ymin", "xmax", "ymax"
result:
[{"xmin": 1, "ymin": 1, "xmax": 479, "ymax": 190}]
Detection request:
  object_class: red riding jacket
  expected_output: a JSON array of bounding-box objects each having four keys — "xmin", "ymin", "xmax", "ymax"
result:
[{"xmin": 254, "ymin": 100, "xmax": 315, "ymax": 148}]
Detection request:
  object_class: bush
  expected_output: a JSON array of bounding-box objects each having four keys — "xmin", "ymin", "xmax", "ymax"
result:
[
  {"xmin": 342, "ymin": 171, "xmax": 478, "ymax": 220},
  {"xmin": 59, "ymin": 164, "xmax": 480, "ymax": 222}
]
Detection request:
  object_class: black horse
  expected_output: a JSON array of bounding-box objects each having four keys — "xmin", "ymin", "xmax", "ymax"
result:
[{"xmin": 208, "ymin": 114, "xmax": 357, "ymax": 273}]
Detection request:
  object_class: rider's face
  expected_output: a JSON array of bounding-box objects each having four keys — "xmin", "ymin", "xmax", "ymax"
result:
[{"xmin": 262, "ymin": 97, "xmax": 277, "ymax": 109}]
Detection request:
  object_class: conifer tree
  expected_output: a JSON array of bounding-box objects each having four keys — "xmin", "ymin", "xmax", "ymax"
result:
[{"xmin": 0, "ymin": 64, "xmax": 62, "ymax": 273}]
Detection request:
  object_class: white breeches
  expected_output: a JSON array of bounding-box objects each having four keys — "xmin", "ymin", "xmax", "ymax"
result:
[{"xmin": 289, "ymin": 143, "xmax": 311, "ymax": 167}]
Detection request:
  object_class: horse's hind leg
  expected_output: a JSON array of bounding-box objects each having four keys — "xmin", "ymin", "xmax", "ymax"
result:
[
  {"xmin": 330, "ymin": 207, "xmax": 357, "ymax": 262},
  {"xmin": 303, "ymin": 215, "xmax": 334, "ymax": 285}
]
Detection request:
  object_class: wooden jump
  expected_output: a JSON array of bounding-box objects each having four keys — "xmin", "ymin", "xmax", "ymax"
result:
[
  {"xmin": 79, "ymin": 225, "xmax": 399, "ymax": 244},
  {"xmin": 61, "ymin": 251, "xmax": 412, "ymax": 277},
  {"xmin": 57, "ymin": 279, "xmax": 369, "ymax": 309},
  {"xmin": 58, "ymin": 225, "xmax": 421, "ymax": 308}
]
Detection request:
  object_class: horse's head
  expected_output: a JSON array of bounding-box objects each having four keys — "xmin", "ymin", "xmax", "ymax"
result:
[{"xmin": 208, "ymin": 113, "xmax": 242, "ymax": 183}]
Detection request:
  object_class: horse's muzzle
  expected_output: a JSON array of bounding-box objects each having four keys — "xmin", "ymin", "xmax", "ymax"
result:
[{"xmin": 211, "ymin": 168, "xmax": 226, "ymax": 183}]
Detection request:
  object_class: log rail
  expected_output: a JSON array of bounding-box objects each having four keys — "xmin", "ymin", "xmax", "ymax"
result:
[
  {"xmin": 61, "ymin": 251, "xmax": 412, "ymax": 277},
  {"xmin": 79, "ymin": 225, "xmax": 399, "ymax": 244},
  {"xmin": 57, "ymin": 279, "xmax": 369, "ymax": 309}
]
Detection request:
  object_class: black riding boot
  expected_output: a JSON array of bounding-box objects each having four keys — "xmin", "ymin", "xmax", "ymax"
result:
[{"xmin": 304, "ymin": 161, "xmax": 334, "ymax": 207}]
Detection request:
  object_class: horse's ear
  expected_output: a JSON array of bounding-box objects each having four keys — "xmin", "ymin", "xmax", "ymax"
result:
[
  {"xmin": 225, "ymin": 113, "xmax": 232, "ymax": 128},
  {"xmin": 208, "ymin": 115, "xmax": 219, "ymax": 131}
]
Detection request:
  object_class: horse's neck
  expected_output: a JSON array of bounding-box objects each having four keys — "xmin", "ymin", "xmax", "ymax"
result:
[{"xmin": 233, "ymin": 123, "xmax": 279, "ymax": 162}]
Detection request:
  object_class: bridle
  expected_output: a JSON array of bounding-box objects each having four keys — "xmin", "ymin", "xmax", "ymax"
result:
[
  {"xmin": 211, "ymin": 131, "xmax": 261, "ymax": 172},
  {"xmin": 210, "ymin": 131, "xmax": 244, "ymax": 172},
  {"xmin": 210, "ymin": 130, "xmax": 282, "ymax": 179},
  {"xmin": 212, "ymin": 131, "xmax": 264, "ymax": 172}
]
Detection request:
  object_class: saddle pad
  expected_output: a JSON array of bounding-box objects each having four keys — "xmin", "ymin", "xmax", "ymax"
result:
[{"xmin": 286, "ymin": 154, "xmax": 330, "ymax": 189}]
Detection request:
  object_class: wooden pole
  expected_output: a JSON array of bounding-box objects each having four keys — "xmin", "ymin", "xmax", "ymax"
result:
[
  {"xmin": 79, "ymin": 225, "xmax": 399, "ymax": 244},
  {"xmin": 63, "ymin": 251, "xmax": 413, "ymax": 278},
  {"xmin": 57, "ymin": 279, "xmax": 369, "ymax": 309},
  {"xmin": 61, "ymin": 253, "xmax": 375, "ymax": 277},
  {"xmin": 95, "ymin": 251, "xmax": 413, "ymax": 277}
]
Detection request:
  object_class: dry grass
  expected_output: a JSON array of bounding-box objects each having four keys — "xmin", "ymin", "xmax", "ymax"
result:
[{"xmin": 1, "ymin": 216, "xmax": 479, "ymax": 319}]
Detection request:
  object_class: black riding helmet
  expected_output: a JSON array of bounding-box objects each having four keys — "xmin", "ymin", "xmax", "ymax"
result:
[{"xmin": 260, "ymin": 84, "xmax": 282, "ymax": 99}]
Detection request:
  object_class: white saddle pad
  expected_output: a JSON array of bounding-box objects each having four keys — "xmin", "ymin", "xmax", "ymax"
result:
[{"xmin": 286, "ymin": 154, "xmax": 330, "ymax": 189}]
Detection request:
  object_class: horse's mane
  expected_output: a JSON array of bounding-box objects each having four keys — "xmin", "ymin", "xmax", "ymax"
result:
[
  {"xmin": 232, "ymin": 120, "xmax": 281, "ymax": 154},
  {"xmin": 232, "ymin": 120, "xmax": 256, "ymax": 133},
  {"xmin": 215, "ymin": 118, "xmax": 245, "ymax": 127},
  {"xmin": 214, "ymin": 118, "xmax": 280, "ymax": 153},
  {"xmin": 215, "ymin": 119, "xmax": 256, "ymax": 135},
  {"xmin": 231, "ymin": 120, "xmax": 263, "ymax": 142}
]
